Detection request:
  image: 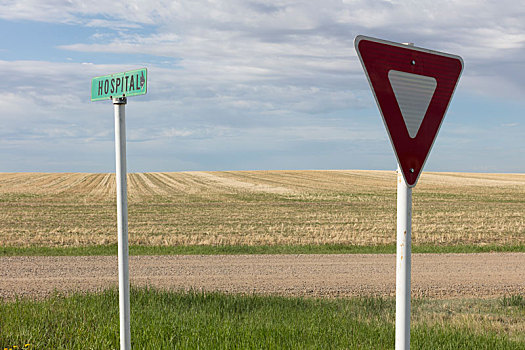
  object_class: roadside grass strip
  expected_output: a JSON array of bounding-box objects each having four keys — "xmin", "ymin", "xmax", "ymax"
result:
[
  {"xmin": 1, "ymin": 243, "xmax": 525, "ymax": 256},
  {"xmin": 1, "ymin": 288, "xmax": 524, "ymax": 349}
]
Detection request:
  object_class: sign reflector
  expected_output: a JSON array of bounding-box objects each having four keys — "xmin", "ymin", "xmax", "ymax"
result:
[
  {"xmin": 355, "ymin": 35, "xmax": 463, "ymax": 187},
  {"xmin": 388, "ymin": 70, "xmax": 437, "ymax": 138}
]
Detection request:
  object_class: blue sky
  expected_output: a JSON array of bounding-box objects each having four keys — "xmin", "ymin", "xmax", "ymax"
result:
[{"xmin": 0, "ymin": 0, "xmax": 523, "ymax": 173}]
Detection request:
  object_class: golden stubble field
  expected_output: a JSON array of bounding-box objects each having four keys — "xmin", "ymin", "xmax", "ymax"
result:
[{"xmin": 0, "ymin": 170, "xmax": 523, "ymax": 247}]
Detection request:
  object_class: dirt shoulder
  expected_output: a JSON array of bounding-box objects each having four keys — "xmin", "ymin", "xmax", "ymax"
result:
[{"xmin": 1, "ymin": 253, "xmax": 524, "ymax": 300}]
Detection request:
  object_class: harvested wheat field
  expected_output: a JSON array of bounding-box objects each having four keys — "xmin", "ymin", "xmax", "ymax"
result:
[{"xmin": 0, "ymin": 170, "xmax": 523, "ymax": 247}]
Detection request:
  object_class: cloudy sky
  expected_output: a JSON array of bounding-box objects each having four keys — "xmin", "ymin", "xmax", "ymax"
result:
[{"xmin": 0, "ymin": 0, "xmax": 523, "ymax": 173}]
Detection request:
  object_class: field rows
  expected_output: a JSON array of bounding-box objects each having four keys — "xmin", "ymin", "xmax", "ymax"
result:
[{"xmin": 0, "ymin": 170, "xmax": 523, "ymax": 247}]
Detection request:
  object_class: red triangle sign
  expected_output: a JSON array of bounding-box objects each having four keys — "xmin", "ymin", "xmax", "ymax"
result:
[{"xmin": 355, "ymin": 35, "xmax": 463, "ymax": 187}]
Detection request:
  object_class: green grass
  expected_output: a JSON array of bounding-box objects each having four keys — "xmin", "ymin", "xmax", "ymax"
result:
[
  {"xmin": 501, "ymin": 295, "xmax": 525, "ymax": 308},
  {"xmin": 1, "ymin": 288, "xmax": 524, "ymax": 349},
  {"xmin": 2, "ymin": 243, "xmax": 525, "ymax": 256}
]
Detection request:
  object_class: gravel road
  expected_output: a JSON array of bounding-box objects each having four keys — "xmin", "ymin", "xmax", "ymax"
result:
[{"xmin": 1, "ymin": 253, "xmax": 524, "ymax": 300}]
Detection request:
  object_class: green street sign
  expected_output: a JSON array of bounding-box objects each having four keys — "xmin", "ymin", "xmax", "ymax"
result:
[{"xmin": 91, "ymin": 68, "xmax": 147, "ymax": 101}]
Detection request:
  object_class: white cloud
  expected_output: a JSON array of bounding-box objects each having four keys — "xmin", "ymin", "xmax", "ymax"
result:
[
  {"xmin": 0, "ymin": 0, "xmax": 162, "ymax": 25},
  {"xmin": 0, "ymin": 0, "xmax": 524, "ymax": 172},
  {"xmin": 501, "ymin": 123, "xmax": 519, "ymax": 128},
  {"xmin": 36, "ymin": 0, "xmax": 524, "ymax": 101}
]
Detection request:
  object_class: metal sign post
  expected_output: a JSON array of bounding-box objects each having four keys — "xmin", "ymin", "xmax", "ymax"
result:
[
  {"xmin": 396, "ymin": 42, "xmax": 414, "ymax": 350},
  {"xmin": 91, "ymin": 68, "xmax": 147, "ymax": 350},
  {"xmin": 114, "ymin": 97, "xmax": 131, "ymax": 350},
  {"xmin": 396, "ymin": 165, "xmax": 412, "ymax": 350},
  {"xmin": 355, "ymin": 36, "xmax": 463, "ymax": 350}
]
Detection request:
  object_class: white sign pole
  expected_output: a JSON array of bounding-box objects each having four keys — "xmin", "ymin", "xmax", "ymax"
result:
[
  {"xmin": 396, "ymin": 41, "xmax": 414, "ymax": 350},
  {"xmin": 356, "ymin": 36, "xmax": 461, "ymax": 349},
  {"xmin": 395, "ymin": 165, "xmax": 412, "ymax": 350},
  {"xmin": 114, "ymin": 96, "xmax": 131, "ymax": 350}
]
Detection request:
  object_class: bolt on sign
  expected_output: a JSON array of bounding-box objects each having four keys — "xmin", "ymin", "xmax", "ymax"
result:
[{"xmin": 91, "ymin": 68, "xmax": 147, "ymax": 101}]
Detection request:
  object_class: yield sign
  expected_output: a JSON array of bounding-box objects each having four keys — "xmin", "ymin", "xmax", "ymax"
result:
[{"xmin": 355, "ymin": 35, "xmax": 463, "ymax": 187}]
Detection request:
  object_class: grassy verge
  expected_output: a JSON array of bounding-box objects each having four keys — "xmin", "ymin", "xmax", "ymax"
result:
[
  {"xmin": 1, "ymin": 244, "xmax": 525, "ymax": 256},
  {"xmin": 1, "ymin": 288, "xmax": 523, "ymax": 349}
]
